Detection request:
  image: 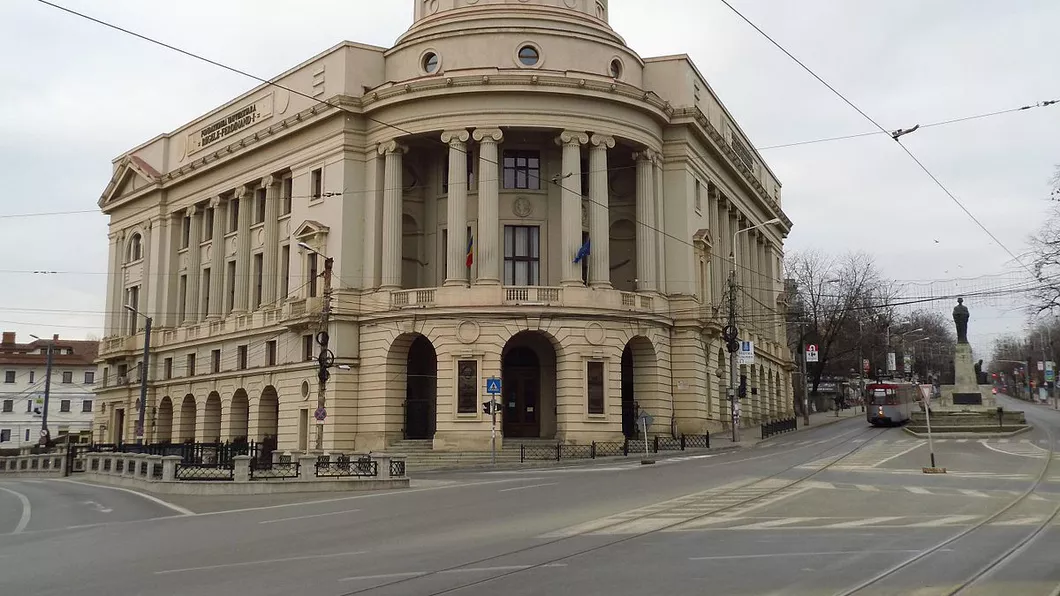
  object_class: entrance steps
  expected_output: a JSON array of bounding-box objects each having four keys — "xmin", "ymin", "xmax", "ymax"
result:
[{"xmin": 388, "ymin": 437, "xmax": 562, "ymax": 472}]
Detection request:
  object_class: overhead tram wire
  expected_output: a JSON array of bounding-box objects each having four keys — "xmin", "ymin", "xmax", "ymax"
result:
[{"xmin": 716, "ymin": 0, "xmax": 1040, "ymax": 279}]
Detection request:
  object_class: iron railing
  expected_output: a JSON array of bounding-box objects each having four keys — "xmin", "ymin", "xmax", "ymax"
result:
[
  {"xmin": 175, "ymin": 463, "xmax": 235, "ymax": 481},
  {"xmin": 519, "ymin": 434, "xmax": 711, "ymax": 462},
  {"xmin": 250, "ymin": 460, "xmax": 300, "ymax": 481},
  {"xmin": 389, "ymin": 459, "xmax": 406, "ymax": 478},
  {"xmin": 315, "ymin": 455, "xmax": 377, "ymax": 478},
  {"xmin": 761, "ymin": 417, "xmax": 797, "ymax": 439}
]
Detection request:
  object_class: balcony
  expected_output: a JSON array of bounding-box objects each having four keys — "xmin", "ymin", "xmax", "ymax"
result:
[
  {"xmin": 504, "ymin": 286, "xmax": 561, "ymax": 304},
  {"xmin": 392, "ymin": 289, "xmax": 436, "ymax": 308},
  {"xmin": 370, "ymin": 285, "xmax": 664, "ymax": 316}
]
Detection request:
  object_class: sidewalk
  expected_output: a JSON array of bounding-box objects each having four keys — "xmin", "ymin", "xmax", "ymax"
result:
[{"xmin": 709, "ymin": 407, "xmax": 864, "ymax": 449}]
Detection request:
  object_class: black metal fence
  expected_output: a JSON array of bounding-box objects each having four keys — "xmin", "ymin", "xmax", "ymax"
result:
[
  {"xmin": 249, "ymin": 459, "xmax": 300, "ymax": 481},
  {"xmin": 315, "ymin": 454, "xmax": 377, "ymax": 478},
  {"xmin": 761, "ymin": 417, "xmax": 797, "ymax": 439},
  {"xmin": 175, "ymin": 463, "xmax": 235, "ymax": 481},
  {"xmin": 519, "ymin": 433, "xmax": 711, "ymax": 463}
]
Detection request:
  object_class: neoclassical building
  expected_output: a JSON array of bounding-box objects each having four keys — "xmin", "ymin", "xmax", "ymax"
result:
[{"xmin": 94, "ymin": 0, "xmax": 794, "ymax": 452}]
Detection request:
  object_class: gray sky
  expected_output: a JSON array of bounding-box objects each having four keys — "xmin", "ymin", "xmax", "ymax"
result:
[{"xmin": 1, "ymin": 0, "xmax": 1057, "ymax": 353}]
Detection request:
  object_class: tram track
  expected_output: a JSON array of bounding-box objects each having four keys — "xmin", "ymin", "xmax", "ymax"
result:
[
  {"xmin": 834, "ymin": 423, "xmax": 1057, "ymax": 596},
  {"xmin": 337, "ymin": 421, "xmax": 888, "ymax": 596}
]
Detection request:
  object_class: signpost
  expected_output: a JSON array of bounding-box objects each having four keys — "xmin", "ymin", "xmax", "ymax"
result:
[
  {"xmin": 920, "ymin": 386, "xmax": 945, "ymax": 474},
  {"xmin": 638, "ymin": 410, "xmax": 654, "ymax": 465},
  {"xmin": 737, "ymin": 341, "xmax": 755, "ymax": 366},
  {"xmin": 805, "ymin": 344, "xmax": 819, "ymax": 363},
  {"xmin": 485, "ymin": 377, "xmax": 502, "ymax": 466}
]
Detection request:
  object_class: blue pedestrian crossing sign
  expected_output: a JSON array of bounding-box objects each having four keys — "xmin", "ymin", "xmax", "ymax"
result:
[{"xmin": 485, "ymin": 377, "xmax": 502, "ymax": 395}]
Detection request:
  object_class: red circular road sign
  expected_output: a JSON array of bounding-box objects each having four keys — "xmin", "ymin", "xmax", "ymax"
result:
[{"xmin": 314, "ymin": 407, "xmax": 327, "ymax": 421}]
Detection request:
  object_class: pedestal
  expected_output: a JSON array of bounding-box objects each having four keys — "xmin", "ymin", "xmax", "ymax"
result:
[{"xmin": 940, "ymin": 343, "xmax": 994, "ymax": 408}]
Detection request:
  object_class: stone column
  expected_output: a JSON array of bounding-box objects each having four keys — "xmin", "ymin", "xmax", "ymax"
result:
[
  {"xmin": 588, "ymin": 134, "xmax": 614, "ymax": 288},
  {"xmin": 183, "ymin": 206, "xmax": 202, "ymax": 324},
  {"xmin": 708, "ymin": 187, "xmax": 722, "ymax": 303},
  {"xmin": 442, "ymin": 130, "xmax": 471, "ymax": 286},
  {"xmin": 740, "ymin": 226, "xmax": 754, "ymax": 333},
  {"xmin": 261, "ymin": 176, "xmax": 280, "ymax": 307},
  {"xmin": 653, "ymin": 152, "xmax": 666, "ymax": 294},
  {"xmin": 233, "ymin": 185, "xmax": 252, "ymax": 313},
  {"xmin": 757, "ymin": 238, "xmax": 771, "ymax": 339},
  {"xmin": 104, "ymin": 232, "xmax": 122, "ymax": 335},
  {"xmin": 556, "ymin": 131, "xmax": 588, "ymax": 287},
  {"xmin": 473, "ymin": 128, "xmax": 503, "ymax": 285},
  {"xmin": 207, "ymin": 196, "xmax": 226, "ymax": 319},
  {"xmin": 634, "ymin": 150, "xmax": 657, "ymax": 292},
  {"xmin": 364, "ymin": 151, "xmax": 385, "ymax": 289},
  {"xmin": 380, "ymin": 140, "xmax": 407, "ymax": 289}
]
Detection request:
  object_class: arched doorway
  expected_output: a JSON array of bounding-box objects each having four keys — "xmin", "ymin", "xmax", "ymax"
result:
[
  {"xmin": 404, "ymin": 335, "xmax": 437, "ymax": 440},
  {"xmin": 258, "ymin": 386, "xmax": 279, "ymax": 442},
  {"xmin": 229, "ymin": 389, "xmax": 249, "ymax": 442},
  {"xmin": 502, "ymin": 331, "xmax": 558, "ymax": 439},
  {"xmin": 621, "ymin": 336, "xmax": 658, "ymax": 437},
  {"xmin": 178, "ymin": 395, "xmax": 196, "ymax": 442},
  {"xmin": 204, "ymin": 392, "xmax": 222, "ymax": 443},
  {"xmin": 156, "ymin": 396, "xmax": 173, "ymax": 443}
]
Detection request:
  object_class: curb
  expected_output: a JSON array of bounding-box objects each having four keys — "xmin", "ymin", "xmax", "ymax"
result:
[
  {"xmin": 901, "ymin": 425, "xmax": 1034, "ymax": 439},
  {"xmin": 414, "ymin": 444, "xmax": 744, "ymax": 474}
]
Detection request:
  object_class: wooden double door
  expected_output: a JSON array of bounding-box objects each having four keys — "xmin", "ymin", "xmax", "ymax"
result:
[{"xmin": 502, "ymin": 347, "xmax": 541, "ymax": 438}]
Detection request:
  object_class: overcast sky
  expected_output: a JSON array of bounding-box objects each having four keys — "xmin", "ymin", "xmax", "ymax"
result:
[{"xmin": 0, "ymin": 0, "xmax": 1057, "ymax": 355}]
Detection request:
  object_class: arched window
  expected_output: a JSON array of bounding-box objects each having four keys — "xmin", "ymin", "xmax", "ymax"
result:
[{"xmin": 127, "ymin": 233, "xmax": 143, "ymax": 262}]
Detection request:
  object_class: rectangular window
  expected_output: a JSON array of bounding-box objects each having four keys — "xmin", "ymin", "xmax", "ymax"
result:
[
  {"xmin": 503, "ymin": 225, "xmax": 540, "ymax": 286},
  {"xmin": 25, "ymin": 429, "xmax": 29, "ymax": 442},
  {"xmin": 226, "ymin": 260, "xmax": 236, "ymax": 312},
  {"xmin": 281, "ymin": 176, "xmax": 293, "ymax": 215},
  {"xmin": 163, "ymin": 357, "xmax": 173, "ymax": 380},
  {"xmin": 186, "ymin": 354, "xmax": 196, "ymax": 377},
  {"xmin": 177, "ymin": 274, "xmax": 188, "ymax": 322},
  {"xmin": 82, "ymin": 400, "xmax": 93, "ymax": 413},
  {"xmin": 102, "ymin": 367, "xmax": 108, "ymax": 385},
  {"xmin": 694, "ymin": 178, "xmax": 702, "ymax": 212},
  {"xmin": 252, "ymin": 253, "xmax": 264, "ymax": 309},
  {"xmin": 201, "ymin": 267, "xmax": 211, "ymax": 314},
  {"xmin": 254, "ymin": 187, "xmax": 267, "ymax": 224},
  {"xmin": 26, "ymin": 400, "xmax": 32, "ymax": 413},
  {"xmin": 229, "ymin": 198, "xmax": 240, "ymax": 233},
  {"xmin": 0, "ymin": 429, "xmax": 9, "ymax": 442},
  {"xmin": 303, "ymin": 335, "xmax": 314, "ymax": 361},
  {"xmin": 502, "ymin": 150, "xmax": 541, "ymax": 190},
  {"xmin": 204, "ymin": 207, "xmax": 214, "ymax": 241},
  {"xmin": 441, "ymin": 149, "xmax": 475, "ymax": 193},
  {"xmin": 136, "ymin": 362, "xmax": 143, "ymax": 382},
  {"xmin": 126, "ymin": 285, "xmax": 140, "ymax": 335},
  {"xmin": 180, "ymin": 214, "xmax": 191, "ymax": 249},
  {"xmin": 61, "ymin": 371, "xmax": 72, "ymax": 384},
  {"xmin": 237, "ymin": 345, "xmax": 248, "ymax": 370},
  {"xmin": 84, "ymin": 371, "xmax": 94, "ymax": 385},
  {"xmin": 265, "ymin": 340, "xmax": 277, "ymax": 366},
  {"xmin": 28, "ymin": 371, "xmax": 34, "ymax": 383},
  {"xmin": 457, "ymin": 360, "xmax": 478, "ymax": 414},
  {"xmin": 117, "ymin": 363, "xmax": 127, "ymax": 378},
  {"xmin": 60, "ymin": 400, "xmax": 71, "ymax": 413},
  {"xmin": 587, "ymin": 361, "xmax": 605, "ymax": 415},
  {"xmin": 3, "ymin": 371, "xmax": 13, "ymax": 383},
  {"xmin": 308, "ymin": 254, "xmax": 319, "ymax": 298},
  {"xmin": 2, "ymin": 400, "xmax": 12, "ymax": 412},
  {"xmin": 310, "ymin": 168, "xmax": 323, "ymax": 200},
  {"xmin": 281, "ymin": 245, "xmax": 291, "ymax": 299},
  {"xmin": 211, "ymin": 349, "xmax": 221, "ymax": 374}
]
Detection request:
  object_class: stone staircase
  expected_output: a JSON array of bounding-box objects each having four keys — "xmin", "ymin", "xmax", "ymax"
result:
[{"xmin": 386, "ymin": 439, "xmax": 524, "ymax": 472}]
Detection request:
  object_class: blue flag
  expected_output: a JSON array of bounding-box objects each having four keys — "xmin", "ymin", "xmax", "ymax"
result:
[{"xmin": 573, "ymin": 238, "xmax": 590, "ymax": 264}]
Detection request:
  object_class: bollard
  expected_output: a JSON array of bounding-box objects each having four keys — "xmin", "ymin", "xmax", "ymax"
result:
[{"xmin": 233, "ymin": 455, "xmax": 251, "ymax": 482}]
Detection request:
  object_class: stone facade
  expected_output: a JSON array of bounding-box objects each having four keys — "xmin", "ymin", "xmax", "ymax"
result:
[{"xmin": 94, "ymin": 0, "xmax": 795, "ymax": 452}]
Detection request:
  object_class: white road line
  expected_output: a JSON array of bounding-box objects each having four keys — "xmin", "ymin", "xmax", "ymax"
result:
[
  {"xmin": 735, "ymin": 517, "xmax": 818, "ymax": 529},
  {"xmin": 689, "ymin": 549, "xmax": 922, "ymax": 561},
  {"xmin": 0, "ymin": 487, "xmax": 31, "ymax": 534},
  {"xmin": 155, "ymin": 551, "xmax": 367, "ymax": 575},
  {"xmin": 958, "ymin": 489, "xmax": 990, "ymax": 498},
  {"xmin": 918, "ymin": 515, "xmax": 980, "ymax": 527},
  {"xmin": 936, "ymin": 439, "xmax": 949, "ymax": 443},
  {"xmin": 999, "ymin": 439, "xmax": 1010, "ymax": 443},
  {"xmin": 498, "ymin": 482, "xmax": 558, "ymax": 493},
  {"xmin": 957, "ymin": 439, "xmax": 969, "ymax": 443},
  {"xmin": 855, "ymin": 485, "xmax": 880, "ymax": 492},
  {"xmin": 825, "ymin": 516, "xmax": 904, "ymax": 528},
  {"xmin": 906, "ymin": 487, "xmax": 933, "ymax": 495},
  {"xmin": 340, "ymin": 572, "xmax": 426, "ymax": 582},
  {"xmin": 51, "ymin": 479, "xmax": 193, "ymax": 516},
  {"xmin": 992, "ymin": 516, "xmax": 1044, "ymax": 526},
  {"xmin": 259, "ymin": 509, "xmax": 361, "ymax": 525},
  {"xmin": 441, "ymin": 563, "xmax": 568, "ymax": 574},
  {"xmin": 871, "ymin": 442, "xmax": 925, "ymax": 467}
]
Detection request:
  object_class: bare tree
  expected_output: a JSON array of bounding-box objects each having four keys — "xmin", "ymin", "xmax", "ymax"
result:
[{"xmin": 1028, "ymin": 166, "xmax": 1060, "ymax": 313}]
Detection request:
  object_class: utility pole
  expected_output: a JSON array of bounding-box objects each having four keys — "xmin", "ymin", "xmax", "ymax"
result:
[
  {"xmin": 796, "ymin": 321, "xmax": 809, "ymax": 426},
  {"xmin": 41, "ymin": 340, "xmax": 53, "ymax": 446},
  {"xmin": 314, "ymin": 252, "xmax": 335, "ymax": 452},
  {"xmin": 724, "ymin": 268, "xmax": 740, "ymax": 443},
  {"xmin": 857, "ymin": 319, "xmax": 865, "ymax": 413},
  {"xmin": 137, "ymin": 317, "xmax": 152, "ymax": 445}
]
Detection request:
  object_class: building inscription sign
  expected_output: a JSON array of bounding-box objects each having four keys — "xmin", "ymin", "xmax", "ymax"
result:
[{"xmin": 188, "ymin": 93, "xmax": 274, "ymax": 154}]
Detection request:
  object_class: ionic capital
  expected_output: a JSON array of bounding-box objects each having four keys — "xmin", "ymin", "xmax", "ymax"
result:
[
  {"xmin": 555, "ymin": 130, "xmax": 589, "ymax": 147},
  {"xmin": 378, "ymin": 140, "xmax": 408, "ymax": 156},
  {"xmin": 589, "ymin": 134, "xmax": 615, "ymax": 149},
  {"xmin": 209, "ymin": 195, "xmax": 225, "ymax": 208},
  {"xmin": 185, "ymin": 204, "xmax": 199, "ymax": 217},
  {"xmin": 441, "ymin": 129, "xmax": 471, "ymax": 145},
  {"xmin": 233, "ymin": 185, "xmax": 249, "ymax": 200},
  {"xmin": 472, "ymin": 128, "xmax": 504, "ymax": 143},
  {"xmin": 260, "ymin": 175, "xmax": 277, "ymax": 189},
  {"xmin": 632, "ymin": 149, "xmax": 656, "ymax": 163}
]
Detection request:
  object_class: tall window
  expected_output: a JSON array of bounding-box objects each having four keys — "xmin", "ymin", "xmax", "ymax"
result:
[
  {"xmin": 281, "ymin": 245, "xmax": 291, "ymax": 298},
  {"xmin": 694, "ymin": 178, "xmax": 702, "ymax": 212},
  {"xmin": 308, "ymin": 253, "xmax": 319, "ymax": 298},
  {"xmin": 201, "ymin": 268, "xmax": 211, "ymax": 314},
  {"xmin": 28, "ymin": 371, "xmax": 34, "ymax": 383},
  {"xmin": 502, "ymin": 150, "xmax": 541, "ymax": 190},
  {"xmin": 237, "ymin": 345, "xmax": 248, "ymax": 370},
  {"xmin": 181, "ymin": 215, "xmax": 191, "ymax": 249},
  {"xmin": 128, "ymin": 233, "xmax": 143, "ymax": 261},
  {"xmin": 581, "ymin": 231, "xmax": 589, "ymax": 285},
  {"xmin": 265, "ymin": 340, "xmax": 277, "ymax": 366},
  {"xmin": 252, "ymin": 254, "xmax": 264, "ymax": 309},
  {"xmin": 2, "ymin": 400, "xmax": 12, "ymax": 412},
  {"xmin": 225, "ymin": 261, "xmax": 236, "ymax": 312},
  {"xmin": 0, "ymin": 429, "xmax": 10, "ymax": 442},
  {"xmin": 60, "ymin": 400, "xmax": 71, "ymax": 413},
  {"xmin": 281, "ymin": 176, "xmax": 293, "ymax": 215},
  {"xmin": 503, "ymin": 225, "xmax": 540, "ymax": 286},
  {"xmin": 310, "ymin": 168, "xmax": 323, "ymax": 200},
  {"xmin": 228, "ymin": 198, "xmax": 239, "ymax": 233},
  {"xmin": 126, "ymin": 285, "xmax": 140, "ymax": 334},
  {"xmin": 303, "ymin": 335, "xmax": 314, "ymax": 361},
  {"xmin": 61, "ymin": 371, "xmax": 72, "ymax": 384},
  {"xmin": 211, "ymin": 349, "xmax": 221, "ymax": 374},
  {"xmin": 254, "ymin": 188, "xmax": 267, "ymax": 224},
  {"xmin": 177, "ymin": 274, "xmax": 188, "ymax": 322},
  {"xmin": 163, "ymin": 357, "xmax": 172, "ymax": 380},
  {"xmin": 186, "ymin": 354, "xmax": 196, "ymax": 377},
  {"xmin": 203, "ymin": 207, "xmax": 214, "ymax": 241},
  {"xmin": 3, "ymin": 371, "xmax": 13, "ymax": 383},
  {"xmin": 82, "ymin": 400, "xmax": 93, "ymax": 413},
  {"xmin": 587, "ymin": 361, "xmax": 605, "ymax": 414}
]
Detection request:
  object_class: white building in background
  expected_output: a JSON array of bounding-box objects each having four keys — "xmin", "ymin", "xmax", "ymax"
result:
[
  {"xmin": 0, "ymin": 332, "xmax": 97, "ymax": 447},
  {"xmin": 94, "ymin": 0, "xmax": 795, "ymax": 453}
]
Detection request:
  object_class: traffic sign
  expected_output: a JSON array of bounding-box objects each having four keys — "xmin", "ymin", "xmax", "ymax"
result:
[
  {"xmin": 637, "ymin": 410, "xmax": 654, "ymax": 429},
  {"xmin": 737, "ymin": 341, "xmax": 755, "ymax": 365},
  {"xmin": 485, "ymin": 377, "xmax": 502, "ymax": 395},
  {"xmin": 314, "ymin": 407, "xmax": 327, "ymax": 421},
  {"xmin": 805, "ymin": 344, "xmax": 819, "ymax": 363}
]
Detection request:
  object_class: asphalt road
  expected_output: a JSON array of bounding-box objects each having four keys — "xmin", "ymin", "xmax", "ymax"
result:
[{"xmin": 2, "ymin": 399, "xmax": 1059, "ymax": 596}]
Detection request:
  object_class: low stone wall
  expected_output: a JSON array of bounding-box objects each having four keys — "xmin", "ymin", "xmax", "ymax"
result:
[{"xmin": 0, "ymin": 453, "xmax": 67, "ymax": 477}]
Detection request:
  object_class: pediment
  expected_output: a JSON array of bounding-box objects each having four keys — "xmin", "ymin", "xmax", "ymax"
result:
[
  {"xmin": 293, "ymin": 220, "xmax": 330, "ymax": 240},
  {"xmin": 692, "ymin": 228, "xmax": 713, "ymax": 248},
  {"xmin": 98, "ymin": 155, "xmax": 162, "ymax": 208}
]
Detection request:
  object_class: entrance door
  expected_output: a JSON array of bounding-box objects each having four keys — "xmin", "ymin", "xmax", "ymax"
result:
[
  {"xmin": 621, "ymin": 345, "xmax": 637, "ymax": 438},
  {"xmin": 503, "ymin": 347, "xmax": 541, "ymax": 438},
  {"xmin": 404, "ymin": 335, "xmax": 437, "ymax": 440},
  {"xmin": 114, "ymin": 408, "xmax": 125, "ymax": 445}
]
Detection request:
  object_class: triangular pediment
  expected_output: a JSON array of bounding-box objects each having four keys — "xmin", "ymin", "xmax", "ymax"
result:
[
  {"xmin": 98, "ymin": 155, "xmax": 162, "ymax": 209},
  {"xmin": 692, "ymin": 228, "xmax": 713, "ymax": 248},
  {"xmin": 294, "ymin": 220, "xmax": 330, "ymax": 240}
]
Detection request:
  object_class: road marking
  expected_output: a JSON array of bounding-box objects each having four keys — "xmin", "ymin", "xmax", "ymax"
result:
[
  {"xmin": 999, "ymin": 439, "xmax": 1010, "ymax": 443},
  {"xmin": 259, "ymin": 508, "xmax": 361, "ymax": 525},
  {"xmin": 958, "ymin": 489, "xmax": 990, "ymax": 498},
  {"xmin": 52, "ymin": 479, "xmax": 193, "ymax": 516},
  {"xmin": 737, "ymin": 517, "xmax": 817, "ymax": 529},
  {"xmin": 0, "ymin": 487, "xmax": 31, "ymax": 534},
  {"xmin": 498, "ymin": 482, "xmax": 558, "ymax": 493},
  {"xmin": 155, "ymin": 551, "xmax": 367, "ymax": 575},
  {"xmin": 340, "ymin": 572, "xmax": 426, "ymax": 582},
  {"xmin": 825, "ymin": 516, "xmax": 904, "ymax": 528},
  {"xmin": 957, "ymin": 439, "xmax": 968, "ymax": 443},
  {"xmin": 855, "ymin": 484, "xmax": 879, "ymax": 492},
  {"xmin": 338, "ymin": 564, "xmax": 568, "ymax": 583},
  {"xmin": 980, "ymin": 440, "xmax": 1048, "ymax": 459},
  {"xmin": 83, "ymin": 500, "xmax": 113, "ymax": 513},
  {"xmin": 906, "ymin": 487, "xmax": 933, "ymax": 495},
  {"xmin": 918, "ymin": 515, "xmax": 980, "ymax": 527},
  {"xmin": 689, "ymin": 549, "xmax": 923, "ymax": 561},
  {"xmin": 992, "ymin": 516, "xmax": 1044, "ymax": 526}
]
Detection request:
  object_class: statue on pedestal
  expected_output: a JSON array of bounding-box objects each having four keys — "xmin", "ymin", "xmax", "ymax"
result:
[{"xmin": 953, "ymin": 297, "xmax": 969, "ymax": 344}]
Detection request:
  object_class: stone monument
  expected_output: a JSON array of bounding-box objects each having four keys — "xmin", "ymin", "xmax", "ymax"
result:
[{"xmin": 940, "ymin": 298, "xmax": 995, "ymax": 408}]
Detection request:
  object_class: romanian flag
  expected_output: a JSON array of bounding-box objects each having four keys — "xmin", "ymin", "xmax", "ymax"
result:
[{"xmin": 466, "ymin": 233, "xmax": 474, "ymax": 268}]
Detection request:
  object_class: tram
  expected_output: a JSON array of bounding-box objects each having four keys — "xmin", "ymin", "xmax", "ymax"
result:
[{"xmin": 866, "ymin": 382, "xmax": 918, "ymax": 426}]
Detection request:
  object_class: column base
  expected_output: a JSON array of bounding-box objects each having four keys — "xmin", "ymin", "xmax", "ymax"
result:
[
  {"xmin": 443, "ymin": 280, "xmax": 469, "ymax": 288},
  {"xmin": 474, "ymin": 278, "xmax": 501, "ymax": 286},
  {"xmin": 560, "ymin": 280, "xmax": 585, "ymax": 288},
  {"xmin": 589, "ymin": 282, "xmax": 613, "ymax": 290}
]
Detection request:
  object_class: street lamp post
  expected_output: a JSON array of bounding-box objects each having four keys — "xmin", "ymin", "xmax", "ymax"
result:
[
  {"xmin": 728, "ymin": 218, "xmax": 781, "ymax": 443},
  {"xmin": 298, "ymin": 242, "xmax": 334, "ymax": 452},
  {"xmin": 29, "ymin": 334, "xmax": 53, "ymax": 445},
  {"xmin": 124, "ymin": 305, "xmax": 152, "ymax": 445}
]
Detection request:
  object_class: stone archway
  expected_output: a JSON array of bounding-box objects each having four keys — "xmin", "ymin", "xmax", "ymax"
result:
[
  {"xmin": 405, "ymin": 335, "xmax": 438, "ymax": 440},
  {"xmin": 258, "ymin": 386, "xmax": 279, "ymax": 442},
  {"xmin": 621, "ymin": 336, "xmax": 660, "ymax": 436},
  {"xmin": 155, "ymin": 396, "xmax": 173, "ymax": 443},
  {"xmin": 229, "ymin": 389, "xmax": 250, "ymax": 442},
  {"xmin": 178, "ymin": 395, "xmax": 196, "ymax": 442},
  {"xmin": 203, "ymin": 392, "xmax": 222, "ymax": 443},
  {"xmin": 502, "ymin": 331, "xmax": 559, "ymax": 439}
]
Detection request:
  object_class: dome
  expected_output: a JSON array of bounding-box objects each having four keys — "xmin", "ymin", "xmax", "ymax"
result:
[{"xmin": 401, "ymin": 0, "xmax": 621, "ymax": 45}]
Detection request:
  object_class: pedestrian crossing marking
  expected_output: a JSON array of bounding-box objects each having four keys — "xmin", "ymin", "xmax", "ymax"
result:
[
  {"xmin": 906, "ymin": 487, "xmax": 932, "ymax": 495},
  {"xmin": 958, "ymin": 489, "xmax": 989, "ymax": 498},
  {"xmin": 824, "ymin": 516, "xmax": 905, "ymax": 528},
  {"xmin": 918, "ymin": 515, "xmax": 981, "ymax": 527},
  {"xmin": 855, "ymin": 484, "xmax": 879, "ymax": 492}
]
